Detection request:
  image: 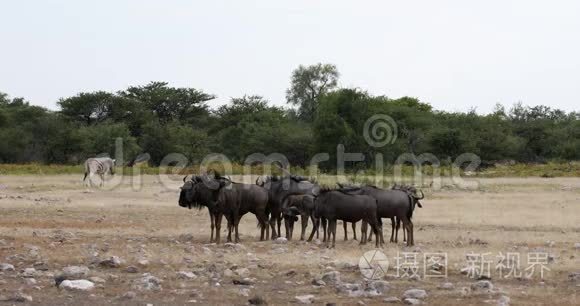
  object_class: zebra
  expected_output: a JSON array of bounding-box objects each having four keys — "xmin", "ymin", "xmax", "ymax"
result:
[{"xmin": 83, "ymin": 157, "xmax": 116, "ymax": 187}]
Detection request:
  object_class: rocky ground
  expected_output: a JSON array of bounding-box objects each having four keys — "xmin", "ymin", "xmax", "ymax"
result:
[{"xmin": 0, "ymin": 175, "xmax": 579, "ymax": 305}]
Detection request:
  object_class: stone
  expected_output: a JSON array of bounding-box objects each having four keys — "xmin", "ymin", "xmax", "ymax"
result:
[
  {"xmin": 177, "ymin": 271, "xmax": 197, "ymax": 279},
  {"xmin": 99, "ymin": 256, "xmax": 122, "ymax": 268},
  {"xmin": 274, "ymin": 237, "xmax": 288, "ymax": 244},
  {"xmin": 24, "ymin": 278, "xmax": 37, "ymax": 285},
  {"xmin": 312, "ymin": 279, "xmax": 326, "ymax": 286},
  {"xmin": 121, "ymin": 291, "xmax": 137, "ymax": 300},
  {"xmin": 133, "ymin": 273, "xmax": 162, "ymax": 291},
  {"xmin": 223, "ymin": 269, "xmax": 234, "ymax": 277},
  {"xmin": 62, "ymin": 265, "xmax": 90, "ymax": 278},
  {"xmin": 403, "ymin": 289, "xmax": 427, "ymax": 299},
  {"xmin": 0, "ymin": 263, "xmax": 15, "ymax": 272},
  {"xmin": 574, "ymin": 242, "xmax": 580, "ymax": 250},
  {"xmin": 439, "ymin": 282, "xmax": 454, "ymax": 290},
  {"xmin": 89, "ymin": 276, "xmax": 106, "ymax": 283},
  {"xmin": 497, "ymin": 295, "xmax": 510, "ymax": 306},
  {"xmin": 235, "ymin": 268, "xmax": 250, "ymax": 278},
  {"xmin": 248, "ymin": 295, "xmax": 267, "ymax": 305},
  {"xmin": 137, "ymin": 259, "xmax": 150, "ymax": 267},
  {"xmin": 369, "ymin": 280, "xmax": 390, "ymax": 294},
  {"xmin": 295, "ymin": 294, "xmax": 315, "ymax": 304},
  {"xmin": 321, "ymin": 271, "xmax": 341, "ymax": 285},
  {"xmin": 11, "ymin": 293, "xmax": 33, "ymax": 302},
  {"xmin": 125, "ymin": 266, "xmax": 139, "ymax": 273},
  {"xmin": 384, "ymin": 297, "xmax": 401, "ymax": 303},
  {"xmin": 21, "ymin": 268, "xmax": 38, "ymax": 278},
  {"xmin": 60, "ymin": 279, "xmax": 95, "ymax": 291},
  {"xmin": 471, "ymin": 280, "xmax": 493, "ymax": 291},
  {"xmin": 404, "ymin": 298, "xmax": 422, "ymax": 305},
  {"xmin": 239, "ymin": 288, "xmax": 251, "ymax": 297}
]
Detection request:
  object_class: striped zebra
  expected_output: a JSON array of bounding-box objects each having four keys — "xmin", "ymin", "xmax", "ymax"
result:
[{"xmin": 83, "ymin": 157, "xmax": 116, "ymax": 187}]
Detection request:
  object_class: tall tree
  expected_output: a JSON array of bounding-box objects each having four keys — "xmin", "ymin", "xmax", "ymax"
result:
[{"xmin": 286, "ymin": 63, "xmax": 339, "ymax": 121}]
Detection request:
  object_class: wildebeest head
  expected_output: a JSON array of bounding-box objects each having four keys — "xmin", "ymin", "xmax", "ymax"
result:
[
  {"xmin": 392, "ymin": 185, "xmax": 424, "ymax": 208},
  {"xmin": 178, "ymin": 175, "xmax": 196, "ymax": 209}
]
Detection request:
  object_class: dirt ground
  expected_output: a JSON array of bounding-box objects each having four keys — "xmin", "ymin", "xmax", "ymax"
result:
[{"xmin": 0, "ymin": 174, "xmax": 579, "ymax": 305}]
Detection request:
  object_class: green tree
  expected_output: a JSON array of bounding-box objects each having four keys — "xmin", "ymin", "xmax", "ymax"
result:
[{"xmin": 286, "ymin": 63, "xmax": 339, "ymax": 121}]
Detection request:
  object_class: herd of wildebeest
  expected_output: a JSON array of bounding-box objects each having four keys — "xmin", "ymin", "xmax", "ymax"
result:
[{"xmin": 176, "ymin": 169, "xmax": 424, "ymax": 248}]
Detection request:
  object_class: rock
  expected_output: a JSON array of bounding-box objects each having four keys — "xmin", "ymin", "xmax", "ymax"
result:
[
  {"xmin": 471, "ymin": 280, "xmax": 493, "ymax": 291},
  {"xmin": 403, "ymin": 289, "xmax": 427, "ymax": 299},
  {"xmin": 11, "ymin": 292, "xmax": 33, "ymax": 302},
  {"xmin": 133, "ymin": 273, "xmax": 162, "ymax": 291},
  {"xmin": 125, "ymin": 266, "xmax": 139, "ymax": 273},
  {"xmin": 274, "ymin": 237, "xmax": 288, "ymax": 244},
  {"xmin": 439, "ymin": 282, "xmax": 454, "ymax": 290},
  {"xmin": 312, "ymin": 279, "xmax": 326, "ymax": 286},
  {"xmin": 568, "ymin": 272, "xmax": 580, "ymax": 282},
  {"xmin": 223, "ymin": 269, "xmax": 234, "ymax": 277},
  {"xmin": 248, "ymin": 295, "xmax": 267, "ymax": 305},
  {"xmin": 179, "ymin": 233, "xmax": 194, "ymax": 242},
  {"xmin": 497, "ymin": 295, "xmax": 510, "ymax": 306},
  {"xmin": 321, "ymin": 271, "xmax": 341, "ymax": 285},
  {"xmin": 574, "ymin": 243, "xmax": 580, "ymax": 250},
  {"xmin": 24, "ymin": 278, "xmax": 37, "ymax": 285},
  {"xmin": 239, "ymin": 288, "xmax": 251, "ymax": 297},
  {"xmin": 295, "ymin": 294, "xmax": 315, "ymax": 304},
  {"xmin": 384, "ymin": 297, "xmax": 401, "ymax": 303},
  {"xmin": 62, "ymin": 265, "xmax": 90, "ymax": 278},
  {"xmin": 177, "ymin": 271, "xmax": 197, "ymax": 280},
  {"xmin": 137, "ymin": 259, "xmax": 150, "ymax": 267},
  {"xmin": 404, "ymin": 298, "xmax": 422, "ymax": 305},
  {"xmin": 60, "ymin": 279, "xmax": 95, "ymax": 291},
  {"xmin": 369, "ymin": 280, "xmax": 390, "ymax": 294},
  {"xmin": 121, "ymin": 291, "xmax": 137, "ymax": 300},
  {"xmin": 89, "ymin": 276, "xmax": 106, "ymax": 283},
  {"xmin": 0, "ymin": 263, "xmax": 15, "ymax": 271},
  {"xmin": 99, "ymin": 256, "xmax": 122, "ymax": 268},
  {"xmin": 21, "ymin": 267, "xmax": 38, "ymax": 278},
  {"xmin": 235, "ymin": 268, "xmax": 250, "ymax": 278},
  {"xmin": 545, "ymin": 240, "xmax": 555, "ymax": 247},
  {"xmin": 233, "ymin": 279, "xmax": 253, "ymax": 286}
]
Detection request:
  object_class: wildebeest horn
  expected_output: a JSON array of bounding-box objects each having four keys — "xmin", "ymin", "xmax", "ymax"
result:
[
  {"xmin": 274, "ymin": 163, "xmax": 292, "ymax": 175},
  {"xmin": 183, "ymin": 175, "xmax": 188, "ymax": 183},
  {"xmin": 416, "ymin": 190, "xmax": 424, "ymax": 200},
  {"xmin": 337, "ymin": 182, "xmax": 344, "ymax": 188}
]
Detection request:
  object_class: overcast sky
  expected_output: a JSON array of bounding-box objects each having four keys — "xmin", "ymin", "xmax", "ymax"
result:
[{"xmin": 1, "ymin": 1, "xmax": 579, "ymax": 113}]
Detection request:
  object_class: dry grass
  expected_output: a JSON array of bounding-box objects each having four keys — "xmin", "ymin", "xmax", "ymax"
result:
[{"xmin": 0, "ymin": 174, "xmax": 579, "ymax": 305}]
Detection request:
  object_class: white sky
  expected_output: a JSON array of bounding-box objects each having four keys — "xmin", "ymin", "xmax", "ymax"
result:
[{"xmin": 1, "ymin": 1, "xmax": 579, "ymax": 113}]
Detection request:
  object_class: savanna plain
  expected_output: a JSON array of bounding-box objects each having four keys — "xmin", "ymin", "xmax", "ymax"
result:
[{"xmin": 0, "ymin": 174, "xmax": 578, "ymax": 305}]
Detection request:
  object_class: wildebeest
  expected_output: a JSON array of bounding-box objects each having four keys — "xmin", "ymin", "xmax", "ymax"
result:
[
  {"xmin": 178, "ymin": 175, "xmax": 219, "ymax": 242},
  {"xmin": 179, "ymin": 173, "xmax": 269, "ymax": 243},
  {"xmin": 83, "ymin": 157, "xmax": 116, "ymax": 187},
  {"xmin": 308, "ymin": 187, "xmax": 383, "ymax": 248},
  {"xmin": 338, "ymin": 183, "xmax": 423, "ymax": 246},
  {"xmin": 257, "ymin": 174, "xmax": 318, "ymax": 239},
  {"xmin": 391, "ymin": 184, "xmax": 423, "ymax": 242},
  {"xmin": 282, "ymin": 194, "xmax": 316, "ymax": 240}
]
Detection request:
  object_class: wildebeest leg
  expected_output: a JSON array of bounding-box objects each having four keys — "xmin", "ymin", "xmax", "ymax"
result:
[
  {"xmin": 268, "ymin": 212, "xmax": 277, "ymax": 239},
  {"xmin": 407, "ymin": 220, "xmax": 414, "ymax": 246},
  {"xmin": 352, "ymin": 222, "xmax": 357, "ymax": 240},
  {"xmin": 277, "ymin": 214, "xmax": 282, "ymax": 239},
  {"xmin": 257, "ymin": 210, "xmax": 268, "ymax": 241},
  {"xmin": 367, "ymin": 227, "xmax": 373, "ymax": 242},
  {"xmin": 209, "ymin": 212, "xmax": 215, "ymax": 243},
  {"xmin": 401, "ymin": 217, "xmax": 413, "ymax": 246},
  {"xmin": 234, "ymin": 214, "xmax": 241, "ymax": 243},
  {"xmin": 322, "ymin": 218, "xmax": 328, "ymax": 242},
  {"xmin": 312, "ymin": 215, "xmax": 319, "ymax": 239},
  {"xmin": 401, "ymin": 218, "xmax": 407, "ymax": 242},
  {"xmin": 373, "ymin": 222, "xmax": 381, "ymax": 248},
  {"xmin": 307, "ymin": 218, "xmax": 318, "ymax": 242},
  {"xmin": 360, "ymin": 222, "xmax": 367, "ymax": 245},
  {"xmin": 390, "ymin": 217, "xmax": 396, "ymax": 243},
  {"xmin": 378, "ymin": 218, "xmax": 385, "ymax": 245},
  {"xmin": 300, "ymin": 214, "xmax": 308, "ymax": 241},
  {"xmin": 343, "ymin": 221, "xmax": 348, "ymax": 241},
  {"xmin": 215, "ymin": 213, "xmax": 223, "ymax": 244},
  {"xmin": 226, "ymin": 216, "xmax": 233, "ymax": 243},
  {"xmin": 330, "ymin": 219, "xmax": 337, "ymax": 248}
]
